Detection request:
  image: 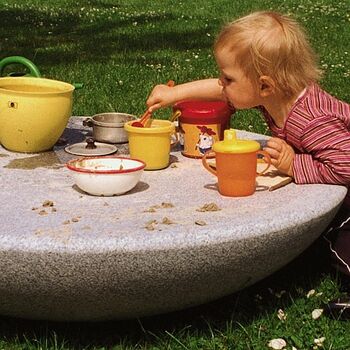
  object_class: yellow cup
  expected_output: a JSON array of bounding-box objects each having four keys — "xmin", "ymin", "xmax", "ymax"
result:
[{"xmin": 124, "ymin": 119, "xmax": 176, "ymax": 170}]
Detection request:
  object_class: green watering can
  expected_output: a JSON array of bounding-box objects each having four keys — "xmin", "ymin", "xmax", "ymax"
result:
[{"xmin": 0, "ymin": 56, "xmax": 83, "ymax": 89}]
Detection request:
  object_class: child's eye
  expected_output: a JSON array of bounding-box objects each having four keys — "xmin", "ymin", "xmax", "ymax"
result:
[
  {"xmin": 219, "ymin": 74, "xmax": 234, "ymax": 86},
  {"xmin": 223, "ymin": 77, "xmax": 233, "ymax": 84}
]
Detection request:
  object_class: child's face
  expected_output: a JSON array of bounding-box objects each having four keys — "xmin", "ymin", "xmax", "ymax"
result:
[{"xmin": 216, "ymin": 49, "xmax": 262, "ymax": 110}]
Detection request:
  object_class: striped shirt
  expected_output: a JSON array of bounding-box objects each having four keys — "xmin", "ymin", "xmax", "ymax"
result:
[{"xmin": 261, "ymin": 84, "xmax": 350, "ymax": 209}]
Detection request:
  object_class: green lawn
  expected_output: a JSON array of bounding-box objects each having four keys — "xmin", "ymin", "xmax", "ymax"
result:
[{"xmin": 0, "ymin": 0, "xmax": 350, "ymax": 349}]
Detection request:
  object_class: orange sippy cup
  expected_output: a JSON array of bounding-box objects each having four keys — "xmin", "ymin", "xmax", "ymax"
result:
[{"xmin": 202, "ymin": 129, "xmax": 271, "ymax": 197}]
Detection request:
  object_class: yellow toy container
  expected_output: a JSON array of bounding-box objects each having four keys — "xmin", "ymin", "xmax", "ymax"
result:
[{"xmin": 124, "ymin": 119, "xmax": 176, "ymax": 170}]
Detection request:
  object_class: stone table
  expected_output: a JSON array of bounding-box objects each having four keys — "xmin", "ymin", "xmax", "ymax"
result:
[{"xmin": 0, "ymin": 117, "xmax": 346, "ymax": 321}]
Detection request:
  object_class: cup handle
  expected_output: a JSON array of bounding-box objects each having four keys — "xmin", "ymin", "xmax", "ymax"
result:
[
  {"xmin": 256, "ymin": 150, "xmax": 271, "ymax": 175},
  {"xmin": 202, "ymin": 150, "xmax": 217, "ymax": 176}
]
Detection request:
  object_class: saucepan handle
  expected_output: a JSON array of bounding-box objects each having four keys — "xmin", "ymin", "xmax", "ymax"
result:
[{"xmin": 82, "ymin": 118, "xmax": 94, "ymax": 128}]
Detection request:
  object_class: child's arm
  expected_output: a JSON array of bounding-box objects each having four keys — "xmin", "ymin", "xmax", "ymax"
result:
[
  {"xmin": 146, "ymin": 79, "xmax": 223, "ymax": 112},
  {"xmin": 292, "ymin": 116, "xmax": 350, "ymax": 185},
  {"xmin": 267, "ymin": 116, "xmax": 350, "ymax": 185}
]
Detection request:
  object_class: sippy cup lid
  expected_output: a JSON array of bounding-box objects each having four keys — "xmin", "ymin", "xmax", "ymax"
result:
[{"xmin": 212, "ymin": 129, "xmax": 261, "ymax": 153}]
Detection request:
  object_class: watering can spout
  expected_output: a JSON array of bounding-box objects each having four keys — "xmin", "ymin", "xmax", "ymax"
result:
[
  {"xmin": 0, "ymin": 56, "xmax": 41, "ymax": 77},
  {"xmin": 73, "ymin": 82, "xmax": 84, "ymax": 89}
]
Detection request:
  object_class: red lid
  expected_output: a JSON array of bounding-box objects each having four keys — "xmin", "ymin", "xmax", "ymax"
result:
[{"xmin": 173, "ymin": 100, "xmax": 232, "ymax": 124}]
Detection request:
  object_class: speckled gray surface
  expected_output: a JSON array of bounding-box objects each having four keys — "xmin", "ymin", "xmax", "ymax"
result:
[{"xmin": 0, "ymin": 117, "xmax": 347, "ymax": 321}]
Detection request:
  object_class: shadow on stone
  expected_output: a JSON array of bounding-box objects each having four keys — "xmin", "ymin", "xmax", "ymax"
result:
[
  {"xmin": 71, "ymin": 181, "xmax": 150, "ymax": 196},
  {"xmin": 204, "ymin": 183, "xmax": 218, "ymax": 192}
]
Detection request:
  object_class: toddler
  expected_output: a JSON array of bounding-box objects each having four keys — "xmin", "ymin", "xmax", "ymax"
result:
[{"xmin": 146, "ymin": 11, "xmax": 350, "ymax": 316}]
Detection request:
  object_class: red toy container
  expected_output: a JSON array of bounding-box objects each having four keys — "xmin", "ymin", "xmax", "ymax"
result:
[{"xmin": 172, "ymin": 100, "xmax": 232, "ymax": 158}]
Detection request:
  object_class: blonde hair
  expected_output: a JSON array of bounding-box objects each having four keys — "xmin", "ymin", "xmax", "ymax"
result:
[{"xmin": 214, "ymin": 11, "xmax": 322, "ymax": 98}]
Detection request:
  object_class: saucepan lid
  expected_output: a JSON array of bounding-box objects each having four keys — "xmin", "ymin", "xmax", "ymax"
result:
[{"xmin": 65, "ymin": 138, "xmax": 118, "ymax": 156}]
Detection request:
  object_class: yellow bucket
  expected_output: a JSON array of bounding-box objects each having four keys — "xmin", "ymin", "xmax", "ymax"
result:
[
  {"xmin": 124, "ymin": 119, "xmax": 176, "ymax": 170},
  {"xmin": 0, "ymin": 77, "xmax": 74, "ymax": 153}
]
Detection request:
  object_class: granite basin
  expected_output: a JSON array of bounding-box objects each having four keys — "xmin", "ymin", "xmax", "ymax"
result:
[{"xmin": 0, "ymin": 117, "xmax": 346, "ymax": 321}]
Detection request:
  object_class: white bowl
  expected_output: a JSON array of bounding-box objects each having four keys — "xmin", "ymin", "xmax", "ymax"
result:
[{"xmin": 66, "ymin": 156, "xmax": 146, "ymax": 196}]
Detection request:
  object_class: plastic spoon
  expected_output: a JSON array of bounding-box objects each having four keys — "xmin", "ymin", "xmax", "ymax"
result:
[
  {"xmin": 131, "ymin": 110, "xmax": 152, "ymax": 128},
  {"xmin": 131, "ymin": 80, "xmax": 175, "ymax": 127}
]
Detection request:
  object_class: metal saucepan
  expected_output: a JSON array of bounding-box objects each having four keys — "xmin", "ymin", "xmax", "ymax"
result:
[{"xmin": 83, "ymin": 113, "xmax": 136, "ymax": 144}]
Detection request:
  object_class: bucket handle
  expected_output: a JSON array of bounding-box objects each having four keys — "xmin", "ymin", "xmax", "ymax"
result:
[
  {"xmin": 170, "ymin": 110, "xmax": 181, "ymax": 122},
  {"xmin": 0, "ymin": 56, "xmax": 41, "ymax": 77},
  {"xmin": 171, "ymin": 130, "xmax": 179, "ymax": 148},
  {"xmin": 170, "ymin": 110, "xmax": 182, "ymax": 138}
]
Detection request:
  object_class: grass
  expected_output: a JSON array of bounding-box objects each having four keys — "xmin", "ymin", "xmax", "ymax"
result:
[{"xmin": 0, "ymin": 0, "xmax": 349, "ymax": 349}]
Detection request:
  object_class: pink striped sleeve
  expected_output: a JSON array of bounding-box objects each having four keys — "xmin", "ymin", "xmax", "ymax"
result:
[{"xmin": 293, "ymin": 115, "xmax": 350, "ymax": 185}]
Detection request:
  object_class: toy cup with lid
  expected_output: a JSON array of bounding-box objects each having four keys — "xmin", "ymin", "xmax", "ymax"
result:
[
  {"xmin": 172, "ymin": 100, "xmax": 232, "ymax": 158},
  {"xmin": 202, "ymin": 129, "xmax": 271, "ymax": 197}
]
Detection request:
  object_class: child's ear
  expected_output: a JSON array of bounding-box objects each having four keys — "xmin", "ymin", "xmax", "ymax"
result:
[{"xmin": 258, "ymin": 76, "xmax": 275, "ymax": 97}]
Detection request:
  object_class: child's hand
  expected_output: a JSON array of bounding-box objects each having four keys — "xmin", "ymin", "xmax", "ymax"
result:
[
  {"xmin": 146, "ymin": 83, "xmax": 177, "ymax": 113},
  {"xmin": 264, "ymin": 137, "xmax": 295, "ymax": 177}
]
